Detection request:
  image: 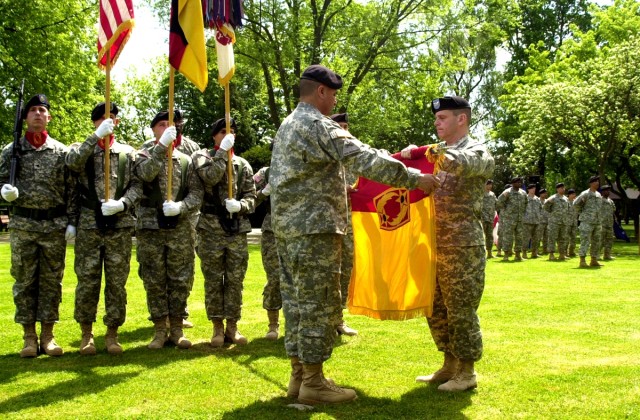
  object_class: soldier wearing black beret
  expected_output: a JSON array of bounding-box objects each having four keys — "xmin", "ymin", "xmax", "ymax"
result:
[
  {"xmin": 330, "ymin": 113, "xmax": 349, "ymax": 131},
  {"xmin": 91, "ymin": 102, "xmax": 119, "ymax": 122},
  {"xmin": 300, "ymin": 64, "xmax": 343, "ymax": 89},
  {"xmin": 21, "ymin": 94, "xmax": 50, "ymax": 119}
]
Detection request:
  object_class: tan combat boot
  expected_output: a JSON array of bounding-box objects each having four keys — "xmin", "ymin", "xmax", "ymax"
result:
[
  {"xmin": 210, "ymin": 319, "xmax": 225, "ymax": 347},
  {"xmin": 515, "ymin": 251, "xmax": 523, "ymax": 261},
  {"xmin": 287, "ymin": 356, "xmax": 304, "ymax": 398},
  {"xmin": 590, "ymin": 257, "xmax": 603, "ymax": 267},
  {"xmin": 496, "ymin": 249, "xmax": 503, "ymax": 257},
  {"xmin": 265, "ymin": 310, "xmax": 280, "ymax": 340},
  {"xmin": 502, "ymin": 251, "xmax": 510, "ymax": 262},
  {"xmin": 149, "ymin": 317, "xmax": 168, "ymax": 349},
  {"xmin": 79, "ymin": 323, "xmax": 96, "ymax": 355},
  {"xmin": 225, "ymin": 319, "xmax": 248, "ymax": 345},
  {"xmin": 416, "ymin": 352, "xmax": 458, "ymax": 384},
  {"xmin": 548, "ymin": 252, "xmax": 556, "ymax": 261},
  {"xmin": 531, "ymin": 249, "xmax": 538, "ymax": 259},
  {"xmin": 40, "ymin": 322, "xmax": 63, "ymax": 356},
  {"xmin": 522, "ymin": 250, "xmax": 528, "ymax": 259},
  {"xmin": 298, "ymin": 363, "xmax": 357, "ymax": 405},
  {"xmin": 182, "ymin": 319, "xmax": 194, "ymax": 328},
  {"xmin": 604, "ymin": 251, "xmax": 614, "ymax": 261},
  {"xmin": 438, "ymin": 359, "xmax": 477, "ymax": 392},
  {"xmin": 169, "ymin": 317, "xmax": 192, "ymax": 349},
  {"xmin": 336, "ymin": 312, "xmax": 358, "ymax": 336},
  {"xmin": 105, "ymin": 326, "xmax": 123, "ymax": 354},
  {"xmin": 20, "ymin": 323, "xmax": 38, "ymax": 358},
  {"xmin": 558, "ymin": 251, "xmax": 566, "ymax": 261},
  {"xmin": 579, "ymin": 256, "xmax": 588, "ymax": 268},
  {"xmin": 487, "ymin": 250, "xmax": 493, "ymax": 259}
]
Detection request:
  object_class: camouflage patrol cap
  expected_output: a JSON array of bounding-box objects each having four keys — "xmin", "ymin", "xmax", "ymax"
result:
[
  {"xmin": 431, "ymin": 96, "xmax": 471, "ymax": 114},
  {"xmin": 22, "ymin": 94, "xmax": 50, "ymax": 119},
  {"xmin": 510, "ymin": 176, "xmax": 522, "ymax": 184},
  {"xmin": 527, "ymin": 183, "xmax": 536, "ymax": 190},
  {"xmin": 485, "ymin": 179, "xmax": 493, "ymax": 185},
  {"xmin": 588, "ymin": 175, "xmax": 600, "ymax": 184},
  {"xmin": 539, "ymin": 188, "xmax": 547, "ymax": 194},
  {"xmin": 330, "ymin": 113, "xmax": 348, "ymax": 123},
  {"xmin": 567, "ymin": 188, "xmax": 576, "ymax": 195},
  {"xmin": 150, "ymin": 110, "xmax": 184, "ymax": 128},
  {"xmin": 301, "ymin": 65, "xmax": 343, "ymax": 89},
  {"xmin": 555, "ymin": 182, "xmax": 565, "ymax": 189},
  {"xmin": 211, "ymin": 117, "xmax": 237, "ymax": 136},
  {"xmin": 601, "ymin": 184, "xmax": 611, "ymax": 191},
  {"xmin": 91, "ymin": 102, "xmax": 119, "ymax": 121}
]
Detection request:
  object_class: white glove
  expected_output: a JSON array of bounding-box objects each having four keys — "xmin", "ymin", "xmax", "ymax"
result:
[
  {"xmin": 163, "ymin": 200, "xmax": 183, "ymax": 217},
  {"xmin": 159, "ymin": 126, "xmax": 177, "ymax": 147},
  {"xmin": 101, "ymin": 199, "xmax": 125, "ymax": 216},
  {"xmin": 65, "ymin": 225, "xmax": 76, "ymax": 241},
  {"xmin": 225, "ymin": 198, "xmax": 241, "ymax": 214},
  {"xmin": 1, "ymin": 184, "xmax": 19, "ymax": 202},
  {"xmin": 219, "ymin": 134, "xmax": 235, "ymax": 151},
  {"xmin": 262, "ymin": 183, "xmax": 271, "ymax": 197},
  {"xmin": 400, "ymin": 144, "xmax": 418, "ymax": 159},
  {"xmin": 95, "ymin": 118, "xmax": 114, "ymax": 138}
]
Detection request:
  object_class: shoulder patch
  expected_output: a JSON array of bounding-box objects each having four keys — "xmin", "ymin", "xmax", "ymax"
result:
[{"xmin": 342, "ymin": 139, "xmax": 361, "ymax": 157}]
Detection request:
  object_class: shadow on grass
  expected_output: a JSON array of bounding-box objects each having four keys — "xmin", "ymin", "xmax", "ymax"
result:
[{"xmin": 220, "ymin": 384, "xmax": 473, "ymax": 420}]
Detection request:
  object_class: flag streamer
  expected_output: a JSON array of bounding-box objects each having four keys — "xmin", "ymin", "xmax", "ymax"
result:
[{"xmin": 97, "ymin": 0, "xmax": 135, "ymax": 69}]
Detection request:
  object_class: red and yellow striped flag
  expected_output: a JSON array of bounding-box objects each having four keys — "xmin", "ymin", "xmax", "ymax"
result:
[
  {"xmin": 169, "ymin": 0, "xmax": 208, "ymax": 92},
  {"xmin": 348, "ymin": 152, "xmax": 437, "ymax": 320},
  {"xmin": 97, "ymin": 0, "xmax": 135, "ymax": 69}
]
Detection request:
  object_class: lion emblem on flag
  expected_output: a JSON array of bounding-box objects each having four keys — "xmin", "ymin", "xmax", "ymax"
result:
[{"xmin": 373, "ymin": 188, "xmax": 410, "ymax": 231}]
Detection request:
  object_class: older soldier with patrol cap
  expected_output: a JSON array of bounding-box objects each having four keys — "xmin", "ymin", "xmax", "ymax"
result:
[
  {"xmin": 481, "ymin": 179, "xmax": 497, "ymax": 258},
  {"xmin": 403, "ymin": 96, "xmax": 495, "ymax": 392},
  {"xmin": 1, "ymin": 94, "xmax": 77, "ymax": 357},
  {"xmin": 271, "ymin": 65, "xmax": 439, "ymax": 404},
  {"xmin": 134, "ymin": 123, "xmax": 204, "ymax": 349},
  {"xmin": 599, "ymin": 184, "xmax": 616, "ymax": 261},
  {"xmin": 573, "ymin": 175, "xmax": 603, "ymax": 268},
  {"xmin": 496, "ymin": 176, "xmax": 527, "ymax": 261},
  {"xmin": 543, "ymin": 182, "xmax": 570, "ymax": 261},
  {"xmin": 522, "ymin": 183, "xmax": 542, "ymax": 259},
  {"xmin": 66, "ymin": 102, "xmax": 142, "ymax": 355},
  {"xmin": 192, "ymin": 117, "xmax": 256, "ymax": 347}
]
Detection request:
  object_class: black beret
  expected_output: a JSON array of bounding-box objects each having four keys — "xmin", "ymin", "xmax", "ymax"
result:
[
  {"xmin": 150, "ymin": 110, "xmax": 184, "ymax": 128},
  {"xmin": 431, "ymin": 96, "xmax": 471, "ymax": 114},
  {"xmin": 601, "ymin": 184, "xmax": 611, "ymax": 191},
  {"xmin": 22, "ymin": 94, "xmax": 50, "ymax": 119},
  {"xmin": 527, "ymin": 184, "xmax": 537, "ymax": 190},
  {"xmin": 567, "ymin": 188, "xmax": 576, "ymax": 194},
  {"xmin": 91, "ymin": 102, "xmax": 119, "ymax": 121},
  {"xmin": 588, "ymin": 175, "xmax": 600, "ymax": 184},
  {"xmin": 555, "ymin": 182, "xmax": 565, "ymax": 189},
  {"xmin": 539, "ymin": 188, "xmax": 547, "ymax": 194},
  {"xmin": 330, "ymin": 113, "xmax": 348, "ymax": 123},
  {"xmin": 485, "ymin": 179, "xmax": 493, "ymax": 185},
  {"xmin": 301, "ymin": 65, "xmax": 343, "ymax": 89},
  {"xmin": 510, "ymin": 176, "xmax": 522, "ymax": 184},
  {"xmin": 211, "ymin": 117, "xmax": 237, "ymax": 137}
]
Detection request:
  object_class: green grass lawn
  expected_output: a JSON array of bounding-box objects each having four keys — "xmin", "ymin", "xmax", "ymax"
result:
[{"xmin": 0, "ymin": 232, "xmax": 639, "ymax": 419}]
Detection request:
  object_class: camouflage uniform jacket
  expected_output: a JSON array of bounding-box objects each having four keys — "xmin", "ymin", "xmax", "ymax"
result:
[
  {"xmin": 134, "ymin": 143, "xmax": 204, "ymax": 230},
  {"xmin": 600, "ymin": 196, "xmax": 616, "ymax": 226},
  {"xmin": 539, "ymin": 198, "xmax": 549, "ymax": 224},
  {"xmin": 66, "ymin": 134, "xmax": 142, "ymax": 229},
  {"xmin": 270, "ymin": 102, "xmax": 421, "ymax": 239},
  {"xmin": 141, "ymin": 136, "xmax": 201, "ymax": 158},
  {"xmin": 496, "ymin": 187, "xmax": 527, "ymax": 224},
  {"xmin": 522, "ymin": 195, "xmax": 542, "ymax": 224},
  {"xmin": 433, "ymin": 136, "xmax": 495, "ymax": 248},
  {"xmin": 566, "ymin": 199, "xmax": 578, "ymax": 226},
  {"xmin": 543, "ymin": 193, "xmax": 570, "ymax": 225},
  {"xmin": 573, "ymin": 189, "xmax": 602, "ymax": 224},
  {"xmin": 0, "ymin": 135, "xmax": 77, "ymax": 232},
  {"xmin": 192, "ymin": 148, "xmax": 256, "ymax": 234},
  {"xmin": 253, "ymin": 166, "xmax": 272, "ymax": 233},
  {"xmin": 481, "ymin": 191, "xmax": 497, "ymax": 223}
]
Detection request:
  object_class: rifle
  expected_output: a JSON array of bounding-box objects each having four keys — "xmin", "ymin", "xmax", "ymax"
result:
[{"xmin": 9, "ymin": 79, "xmax": 25, "ymax": 186}]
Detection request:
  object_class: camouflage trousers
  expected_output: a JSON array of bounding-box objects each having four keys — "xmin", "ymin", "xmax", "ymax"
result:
[
  {"xmin": 522, "ymin": 223, "xmax": 540, "ymax": 252},
  {"xmin": 501, "ymin": 220, "xmax": 523, "ymax": 254},
  {"xmin": 565, "ymin": 224, "xmax": 577, "ymax": 255},
  {"xmin": 600, "ymin": 223, "xmax": 614, "ymax": 255},
  {"xmin": 578, "ymin": 222, "xmax": 601, "ymax": 258},
  {"xmin": 482, "ymin": 221, "xmax": 494, "ymax": 252},
  {"xmin": 137, "ymin": 225, "xmax": 195, "ymax": 320},
  {"xmin": 197, "ymin": 229, "xmax": 248, "ymax": 321},
  {"xmin": 74, "ymin": 227, "xmax": 132, "ymax": 327},
  {"xmin": 428, "ymin": 246, "xmax": 485, "ymax": 361},
  {"xmin": 537, "ymin": 223, "xmax": 548, "ymax": 253},
  {"xmin": 496, "ymin": 221, "xmax": 504, "ymax": 251},
  {"xmin": 546, "ymin": 222, "xmax": 567, "ymax": 253},
  {"xmin": 261, "ymin": 229, "xmax": 282, "ymax": 311},
  {"xmin": 10, "ymin": 229, "xmax": 66, "ymax": 324},
  {"xmin": 277, "ymin": 233, "xmax": 342, "ymax": 365},
  {"xmin": 340, "ymin": 232, "xmax": 354, "ymax": 308}
]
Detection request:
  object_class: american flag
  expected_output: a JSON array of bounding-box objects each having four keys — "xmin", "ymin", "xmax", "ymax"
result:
[{"xmin": 97, "ymin": 0, "xmax": 135, "ymax": 69}]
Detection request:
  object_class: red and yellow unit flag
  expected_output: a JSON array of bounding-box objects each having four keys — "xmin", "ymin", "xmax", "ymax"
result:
[
  {"xmin": 348, "ymin": 150, "xmax": 437, "ymax": 320},
  {"xmin": 202, "ymin": 1, "xmax": 244, "ymax": 85},
  {"xmin": 97, "ymin": 0, "xmax": 135, "ymax": 69},
  {"xmin": 214, "ymin": 22, "xmax": 236, "ymax": 85},
  {"xmin": 169, "ymin": 0, "xmax": 208, "ymax": 92}
]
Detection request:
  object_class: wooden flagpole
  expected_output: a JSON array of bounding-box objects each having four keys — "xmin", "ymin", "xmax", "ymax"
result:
[
  {"xmin": 225, "ymin": 82, "xmax": 233, "ymax": 199},
  {"xmin": 104, "ymin": 50, "xmax": 111, "ymax": 201},
  {"xmin": 167, "ymin": 67, "xmax": 176, "ymax": 201}
]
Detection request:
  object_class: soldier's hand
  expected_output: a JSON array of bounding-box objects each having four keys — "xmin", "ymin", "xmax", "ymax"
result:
[
  {"xmin": 225, "ymin": 198, "xmax": 242, "ymax": 214},
  {"xmin": 163, "ymin": 200, "xmax": 183, "ymax": 216},
  {"xmin": 95, "ymin": 118, "xmax": 114, "ymax": 139},
  {"xmin": 65, "ymin": 225, "xmax": 76, "ymax": 241},
  {"xmin": 1, "ymin": 184, "xmax": 19, "ymax": 202},
  {"xmin": 416, "ymin": 173, "xmax": 441, "ymax": 195},
  {"xmin": 261, "ymin": 183, "xmax": 271, "ymax": 197},
  {"xmin": 101, "ymin": 198, "xmax": 125, "ymax": 216},
  {"xmin": 401, "ymin": 144, "xmax": 418, "ymax": 159},
  {"xmin": 159, "ymin": 126, "xmax": 177, "ymax": 147},
  {"xmin": 219, "ymin": 134, "xmax": 235, "ymax": 151}
]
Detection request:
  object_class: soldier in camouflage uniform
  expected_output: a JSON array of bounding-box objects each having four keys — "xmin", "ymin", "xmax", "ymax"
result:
[
  {"xmin": 66, "ymin": 103, "xmax": 141, "ymax": 355},
  {"xmin": 271, "ymin": 65, "xmax": 437, "ymax": 404},
  {"xmin": 599, "ymin": 185, "xmax": 616, "ymax": 261},
  {"xmin": 1, "ymin": 94, "xmax": 77, "ymax": 357},
  {"xmin": 192, "ymin": 117, "xmax": 256, "ymax": 347},
  {"xmin": 134, "ymin": 123, "xmax": 204, "ymax": 350},
  {"xmin": 538, "ymin": 189, "xmax": 549, "ymax": 255},
  {"xmin": 481, "ymin": 180, "xmax": 497, "ymax": 258},
  {"xmin": 496, "ymin": 177, "xmax": 527, "ymax": 261},
  {"xmin": 495, "ymin": 183, "xmax": 510, "ymax": 257},
  {"xmin": 405, "ymin": 96, "xmax": 494, "ymax": 392},
  {"xmin": 521, "ymin": 184, "xmax": 542, "ymax": 259},
  {"xmin": 564, "ymin": 189, "xmax": 578, "ymax": 257},
  {"xmin": 543, "ymin": 182, "xmax": 570, "ymax": 261},
  {"xmin": 573, "ymin": 175, "xmax": 603, "ymax": 268}
]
